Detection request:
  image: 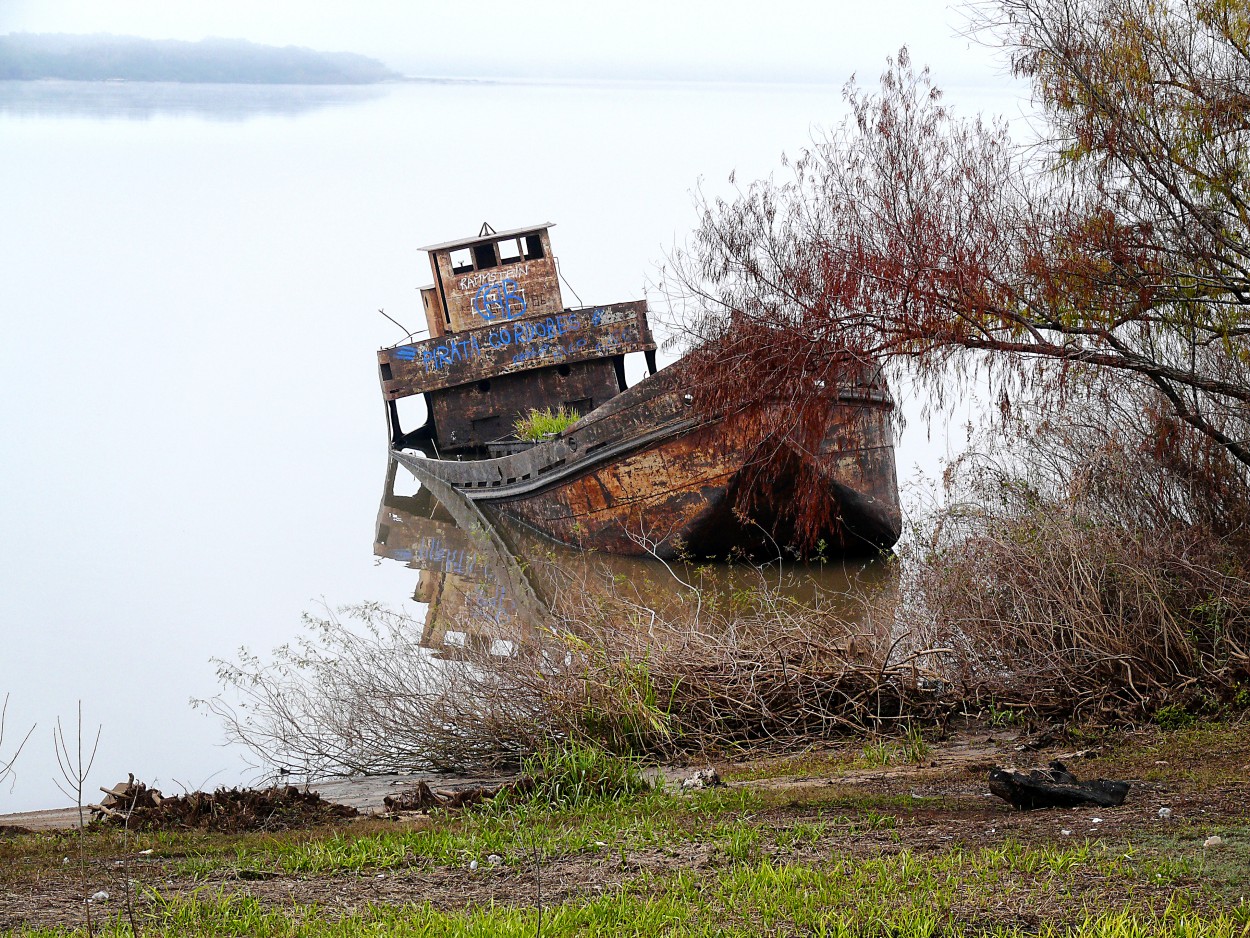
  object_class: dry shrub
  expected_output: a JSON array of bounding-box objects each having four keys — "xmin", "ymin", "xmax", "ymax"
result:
[
  {"xmin": 199, "ymin": 602, "xmax": 552, "ymax": 778},
  {"xmin": 203, "ymin": 571, "xmax": 949, "ymax": 778},
  {"xmin": 540, "ymin": 569, "xmax": 947, "ymax": 756},
  {"xmin": 911, "ymin": 390, "xmax": 1250, "ymax": 721}
]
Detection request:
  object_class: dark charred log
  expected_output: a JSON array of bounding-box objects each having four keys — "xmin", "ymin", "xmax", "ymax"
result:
[{"xmin": 988, "ymin": 760, "xmax": 1130, "ymax": 811}]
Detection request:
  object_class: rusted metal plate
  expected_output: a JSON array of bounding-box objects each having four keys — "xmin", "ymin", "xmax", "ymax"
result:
[
  {"xmin": 379, "ymin": 301, "xmax": 654, "ymax": 399},
  {"xmin": 429, "ymin": 359, "xmax": 621, "ymax": 451},
  {"xmin": 394, "ymin": 369, "xmax": 902, "ymax": 560}
]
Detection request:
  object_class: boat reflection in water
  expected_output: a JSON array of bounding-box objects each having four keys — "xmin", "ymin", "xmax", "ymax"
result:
[
  {"xmin": 374, "ymin": 457, "xmax": 541, "ymax": 659},
  {"xmin": 374, "ymin": 457, "xmax": 896, "ymax": 660}
]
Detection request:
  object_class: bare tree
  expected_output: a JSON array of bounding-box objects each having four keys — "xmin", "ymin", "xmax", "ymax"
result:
[
  {"xmin": 54, "ymin": 702, "xmax": 102, "ymax": 937},
  {"xmin": 667, "ymin": 0, "xmax": 1250, "ymax": 478},
  {"xmin": 0, "ymin": 693, "xmax": 35, "ymax": 792}
]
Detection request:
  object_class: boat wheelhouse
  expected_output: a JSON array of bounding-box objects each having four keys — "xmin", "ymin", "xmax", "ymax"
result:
[{"xmin": 379, "ymin": 221, "xmax": 656, "ymax": 454}]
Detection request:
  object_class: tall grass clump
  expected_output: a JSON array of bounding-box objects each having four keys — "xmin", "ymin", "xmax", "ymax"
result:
[
  {"xmin": 514, "ymin": 741, "xmax": 651, "ymax": 808},
  {"xmin": 910, "ymin": 388, "xmax": 1250, "ymax": 722},
  {"xmin": 513, "ymin": 405, "xmax": 579, "ymax": 441}
]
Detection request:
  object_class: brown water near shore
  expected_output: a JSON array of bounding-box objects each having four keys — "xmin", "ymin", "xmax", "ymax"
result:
[{"xmin": 374, "ymin": 456, "xmax": 896, "ymax": 662}]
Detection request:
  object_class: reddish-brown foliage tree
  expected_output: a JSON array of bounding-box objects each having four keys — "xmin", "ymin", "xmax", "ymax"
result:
[{"xmin": 668, "ymin": 0, "xmax": 1250, "ymax": 473}]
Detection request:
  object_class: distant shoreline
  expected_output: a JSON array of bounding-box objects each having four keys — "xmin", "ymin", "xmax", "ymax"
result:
[{"xmin": 0, "ymin": 33, "xmax": 398, "ymax": 84}]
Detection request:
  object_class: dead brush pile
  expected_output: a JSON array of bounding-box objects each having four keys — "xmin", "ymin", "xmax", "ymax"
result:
[
  {"xmin": 90, "ymin": 776, "xmax": 358, "ymax": 832},
  {"xmin": 536, "ymin": 576, "xmax": 952, "ymax": 756},
  {"xmin": 204, "ymin": 390, "xmax": 1250, "ymax": 778},
  {"xmin": 910, "ymin": 396, "xmax": 1250, "ymax": 723},
  {"xmin": 203, "ymin": 579, "xmax": 951, "ymax": 777}
]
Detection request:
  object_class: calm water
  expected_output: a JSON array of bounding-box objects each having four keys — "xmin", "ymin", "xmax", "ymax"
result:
[
  {"xmin": 375, "ymin": 458, "xmax": 895, "ymax": 658},
  {"xmin": 0, "ymin": 77, "xmax": 987, "ymax": 813}
]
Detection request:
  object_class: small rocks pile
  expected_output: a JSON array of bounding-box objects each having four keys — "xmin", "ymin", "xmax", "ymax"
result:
[{"xmin": 680, "ymin": 768, "xmax": 724, "ymax": 791}]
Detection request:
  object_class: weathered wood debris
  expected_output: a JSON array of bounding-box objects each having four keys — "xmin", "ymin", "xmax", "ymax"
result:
[
  {"xmin": 383, "ymin": 777, "xmax": 539, "ymax": 813},
  {"xmin": 988, "ymin": 760, "xmax": 1130, "ymax": 811},
  {"xmin": 89, "ymin": 774, "xmax": 358, "ymax": 832}
]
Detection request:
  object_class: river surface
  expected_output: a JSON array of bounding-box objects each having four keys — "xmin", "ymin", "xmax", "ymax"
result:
[{"xmin": 0, "ymin": 77, "xmax": 1000, "ymax": 813}]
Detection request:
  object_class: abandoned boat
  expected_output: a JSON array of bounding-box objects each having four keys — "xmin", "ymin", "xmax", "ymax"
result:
[{"xmin": 377, "ymin": 221, "xmax": 901, "ymax": 560}]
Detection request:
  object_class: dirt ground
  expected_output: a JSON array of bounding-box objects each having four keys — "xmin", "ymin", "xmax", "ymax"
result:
[{"xmin": 3, "ymin": 721, "xmax": 1248, "ymax": 932}]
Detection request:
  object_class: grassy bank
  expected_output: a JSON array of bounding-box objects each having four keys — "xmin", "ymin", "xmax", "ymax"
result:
[{"xmin": 3, "ymin": 720, "xmax": 1248, "ymax": 936}]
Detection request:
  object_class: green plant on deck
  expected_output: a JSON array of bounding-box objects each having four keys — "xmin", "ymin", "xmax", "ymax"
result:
[{"xmin": 513, "ymin": 405, "xmax": 578, "ymax": 441}]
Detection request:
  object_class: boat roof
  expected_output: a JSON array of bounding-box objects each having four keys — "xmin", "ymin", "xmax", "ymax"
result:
[{"xmin": 419, "ymin": 222, "xmax": 556, "ymax": 253}]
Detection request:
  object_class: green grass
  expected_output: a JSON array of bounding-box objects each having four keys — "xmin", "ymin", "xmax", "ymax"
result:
[
  {"xmin": 192, "ymin": 785, "xmax": 763, "ymax": 878},
  {"xmin": 513, "ymin": 405, "xmax": 579, "ymax": 441},
  {"xmin": 17, "ymin": 846, "xmax": 1250, "ymax": 937},
  {"xmin": 857, "ymin": 725, "xmax": 932, "ymax": 768},
  {"xmin": 8, "ymin": 725, "xmax": 1249, "ymax": 936},
  {"xmin": 724, "ymin": 748, "xmax": 856, "ymax": 782},
  {"xmin": 1075, "ymin": 718, "xmax": 1250, "ymax": 787},
  {"xmin": 516, "ymin": 738, "xmax": 653, "ymax": 807}
]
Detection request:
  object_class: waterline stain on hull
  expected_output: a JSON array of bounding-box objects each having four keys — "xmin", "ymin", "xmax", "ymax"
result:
[{"xmin": 393, "ymin": 369, "xmax": 899, "ymax": 560}]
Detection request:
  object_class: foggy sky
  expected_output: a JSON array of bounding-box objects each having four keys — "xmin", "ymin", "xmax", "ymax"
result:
[{"xmin": 1, "ymin": 0, "xmax": 1012, "ymax": 86}]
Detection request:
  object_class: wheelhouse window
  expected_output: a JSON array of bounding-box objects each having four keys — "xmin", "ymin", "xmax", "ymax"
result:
[
  {"xmin": 472, "ymin": 242, "xmax": 497, "ymax": 270},
  {"xmin": 497, "ymin": 237, "xmax": 523, "ymax": 263},
  {"xmin": 447, "ymin": 232, "xmax": 544, "ymax": 274}
]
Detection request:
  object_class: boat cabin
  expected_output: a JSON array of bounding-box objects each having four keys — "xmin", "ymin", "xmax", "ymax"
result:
[{"xmin": 379, "ymin": 222, "xmax": 657, "ymax": 454}]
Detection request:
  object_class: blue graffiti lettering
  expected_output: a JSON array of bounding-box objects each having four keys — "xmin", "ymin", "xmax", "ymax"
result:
[
  {"xmin": 419, "ymin": 334, "xmax": 482, "ymax": 374},
  {"xmin": 395, "ymin": 307, "xmax": 639, "ymax": 374},
  {"xmin": 472, "ymin": 278, "xmax": 527, "ymax": 322},
  {"xmin": 414, "ymin": 537, "xmax": 487, "ymax": 577}
]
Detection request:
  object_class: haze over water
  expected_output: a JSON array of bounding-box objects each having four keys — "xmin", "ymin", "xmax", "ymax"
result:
[{"xmin": 0, "ymin": 77, "xmax": 1002, "ymax": 814}]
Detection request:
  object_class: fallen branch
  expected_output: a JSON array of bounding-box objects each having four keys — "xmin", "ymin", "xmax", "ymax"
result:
[{"xmin": 988, "ymin": 760, "xmax": 1130, "ymax": 811}]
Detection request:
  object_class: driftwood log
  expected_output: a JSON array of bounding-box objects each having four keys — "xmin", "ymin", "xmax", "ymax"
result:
[
  {"xmin": 988, "ymin": 760, "xmax": 1130, "ymax": 810},
  {"xmin": 383, "ymin": 776, "xmax": 539, "ymax": 813}
]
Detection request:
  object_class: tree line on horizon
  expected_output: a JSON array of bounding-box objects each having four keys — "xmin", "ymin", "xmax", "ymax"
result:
[{"xmin": 0, "ymin": 33, "xmax": 398, "ymax": 84}]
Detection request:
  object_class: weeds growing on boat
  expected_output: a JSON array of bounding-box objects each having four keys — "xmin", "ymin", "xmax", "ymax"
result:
[{"xmin": 513, "ymin": 405, "xmax": 578, "ymax": 441}]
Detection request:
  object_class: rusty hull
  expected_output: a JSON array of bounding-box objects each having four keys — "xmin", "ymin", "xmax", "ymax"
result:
[
  {"xmin": 394, "ymin": 368, "xmax": 900, "ymax": 560},
  {"xmin": 491, "ymin": 399, "xmax": 899, "ymax": 559}
]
